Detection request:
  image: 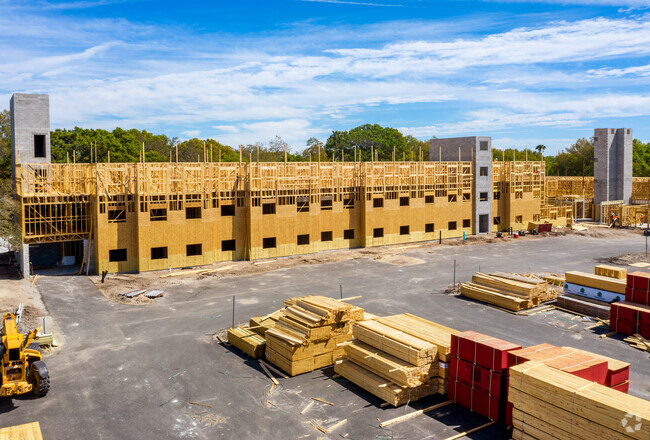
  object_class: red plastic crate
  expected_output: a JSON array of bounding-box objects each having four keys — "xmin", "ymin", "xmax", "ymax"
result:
[
  {"xmin": 451, "ymin": 331, "xmax": 521, "ymax": 372},
  {"xmin": 628, "ymin": 271, "xmax": 650, "ymax": 291},
  {"xmin": 448, "ymin": 380, "xmax": 502, "ymax": 421},
  {"xmin": 611, "ymin": 381, "xmax": 630, "ymax": 393},
  {"xmin": 450, "ymin": 357, "xmax": 505, "ymax": 398}
]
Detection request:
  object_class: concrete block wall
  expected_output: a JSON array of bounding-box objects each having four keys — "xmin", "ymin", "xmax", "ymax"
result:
[
  {"xmin": 594, "ymin": 128, "xmax": 632, "ymax": 205},
  {"xmin": 10, "ymin": 93, "xmax": 51, "ymax": 177},
  {"xmin": 429, "ymin": 136, "xmax": 492, "ymax": 234}
]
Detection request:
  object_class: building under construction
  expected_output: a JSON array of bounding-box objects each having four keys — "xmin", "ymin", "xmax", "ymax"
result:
[{"xmin": 9, "ymin": 93, "xmax": 649, "ymax": 276}]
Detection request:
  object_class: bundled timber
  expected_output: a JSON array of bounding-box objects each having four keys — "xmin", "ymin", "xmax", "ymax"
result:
[
  {"xmin": 562, "ymin": 346, "xmax": 630, "ymax": 389},
  {"xmin": 378, "ymin": 313, "xmax": 457, "ymax": 362},
  {"xmin": 460, "ymin": 283, "xmax": 529, "ymax": 311},
  {"xmin": 249, "ymin": 309, "xmax": 284, "ymax": 336},
  {"xmin": 565, "ymin": 271, "xmax": 627, "ymax": 294},
  {"xmin": 334, "ymin": 359, "xmax": 438, "ymax": 407},
  {"xmin": 508, "ymin": 361, "xmax": 650, "ymax": 440},
  {"xmin": 472, "ymin": 273, "xmax": 541, "ymax": 298},
  {"xmin": 556, "ymin": 294, "xmax": 611, "ymax": 320},
  {"xmin": 227, "ymin": 327, "xmax": 266, "ymax": 358},
  {"xmin": 263, "ymin": 295, "xmax": 364, "ymax": 376},
  {"xmin": 595, "ymin": 264, "xmax": 627, "ymax": 280},
  {"xmin": 352, "ymin": 320, "xmax": 437, "ymax": 366},
  {"xmin": 337, "ymin": 314, "xmax": 455, "ymax": 407},
  {"xmin": 461, "ymin": 272, "xmax": 558, "ymax": 312},
  {"xmin": 343, "ymin": 340, "xmax": 435, "ymax": 388}
]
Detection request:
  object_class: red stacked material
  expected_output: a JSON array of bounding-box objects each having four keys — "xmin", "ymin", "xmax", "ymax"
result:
[
  {"xmin": 448, "ymin": 331, "xmax": 521, "ymax": 422},
  {"xmin": 610, "ymin": 301, "xmax": 650, "ymax": 338},
  {"xmin": 563, "ymin": 346, "xmax": 630, "ymax": 392},
  {"xmin": 506, "ymin": 343, "xmax": 608, "ymax": 384},
  {"xmin": 624, "ymin": 271, "xmax": 650, "ymax": 305}
]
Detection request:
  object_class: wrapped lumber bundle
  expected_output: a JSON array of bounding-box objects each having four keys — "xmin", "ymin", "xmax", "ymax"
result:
[
  {"xmin": 562, "ymin": 347, "xmax": 630, "ymax": 393},
  {"xmin": 264, "ymin": 295, "xmax": 363, "ymax": 376},
  {"xmin": 335, "ymin": 314, "xmax": 456, "ymax": 406},
  {"xmin": 610, "ymin": 301, "xmax": 650, "ymax": 339},
  {"xmin": 509, "ymin": 361, "xmax": 650, "ymax": 440},
  {"xmin": 626, "ymin": 271, "xmax": 650, "ymax": 306},
  {"xmin": 449, "ymin": 331, "xmax": 521, "ymax": 422},
  {"xmin": 565, "ymin": 271, "xmax": 627, "ymax": 295},
  {"xmin": 227, "ymin": 326, "xmax": 266, "ymax": 358}
]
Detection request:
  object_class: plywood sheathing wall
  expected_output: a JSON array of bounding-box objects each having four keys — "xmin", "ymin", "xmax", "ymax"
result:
[{"xmin": 16, "ymin": 161, "xmax": 571, "ymax": 273}]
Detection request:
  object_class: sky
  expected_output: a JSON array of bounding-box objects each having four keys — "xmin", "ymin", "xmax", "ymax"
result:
[{"xmin": 1, "ymin": 0, "xmax": 649, "ymax": 154}]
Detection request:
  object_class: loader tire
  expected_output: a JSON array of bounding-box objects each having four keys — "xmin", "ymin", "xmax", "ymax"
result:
[{"xmin": 29, "ymin": 361, "xmax": 50, "ymax": 397}]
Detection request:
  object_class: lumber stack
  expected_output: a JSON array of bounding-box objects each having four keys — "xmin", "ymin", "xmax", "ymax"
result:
[
  {"xmin": 460, "ymin": 272, "xmax": 557, "ymax": 311},
  {"xmin": 610, "ymin": 301, "xmax": 650, "ymax": 339},
  {"xmin": 448, "ymin": 331, "xmax": 521, "ymax": 422},
  {"xmin": 249, "ymin": 308, "xmax": 284, "ymax": 336},
  {"xmin": 563, "ymin": 346, "xmax": 630, "ymax": 393},
  {"xmin": 556, "ymin": 294, "xmax": 611, "ymax": 320},
  {"xmin": 227, "ymin": 326, "xmax": 267, "ymax": 358},
  {"xmin": 560, "ymin": 266, "xmax": 628, "ymax": 317},
  {"xmin": 595, "ymin": 264, "xmax": 627, "ymax": 280},
  {"xmin": 334, "ymin": 313, "xmax": 457, "ymax": 406},
  {"xmin": 626, "ymin": 271, "xmax": 650, "ymax": 306},
  {"xmin": 508, "ymin": 361, "xmax": 650, "ymax": 440},
  {"xmin": 565, "ymin": 271, "xmax": 627, "ymax": 295},
  {"xmin": 264, "ymin": 295, "xmax": 363, "ymax": 376}
]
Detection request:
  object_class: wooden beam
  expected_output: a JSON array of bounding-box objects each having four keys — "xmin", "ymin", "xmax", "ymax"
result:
[
  {"xmin": 442, "ymin": 421, "xmax": 496, "ymax": 440},
  {"xmin": 379, "ymin": 400, "xmax": 452, "ymax": 427}
]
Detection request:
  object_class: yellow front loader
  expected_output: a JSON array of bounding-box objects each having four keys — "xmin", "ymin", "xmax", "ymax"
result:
[{"xmin": 0, "ymin": 313, "xmax": 49, "ymax": 397}]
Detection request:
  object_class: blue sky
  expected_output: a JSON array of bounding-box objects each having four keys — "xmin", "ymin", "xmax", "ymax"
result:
[{"xmin": 1, "ymin": 0, "xmax": 650, "ymax": 154}]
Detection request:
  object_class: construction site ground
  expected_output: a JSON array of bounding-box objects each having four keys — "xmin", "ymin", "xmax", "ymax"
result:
[{"xmin": 1, "ymin": 230, "xmax": 649, "ymax": 439}]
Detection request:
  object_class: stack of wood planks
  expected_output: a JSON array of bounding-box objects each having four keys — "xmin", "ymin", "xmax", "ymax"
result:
[
  {"xmin": 595, "ymin": 264, "xmax": 627, "ymax": 279},
  {"xmin": 558, "ymin": 267, "xmax": 628, "ymax": 318},
  {"xmin": 227, "ymin": 307, "xmax": 284, "ymax": 358},
  {"xmin": 460, "ymin": 272, "xmax": 557, "ymax": 312},
  {"xmin": 448, "ymin": 331, "xmax": 521, "ymax": 422},
  {"xmin": 563, "ymin": 346, "xmax": 630, "ymax": 393},
  {"xmin": 509, "ymin": 361, "xmax": 650, "ymax": 440},
  {"xmin": 264, "ymin": 295, "xmax": 364, "ymax": 376},
  {"xmin": 334, "ymin": 313, "xmax": 457, "ymax": 406}
]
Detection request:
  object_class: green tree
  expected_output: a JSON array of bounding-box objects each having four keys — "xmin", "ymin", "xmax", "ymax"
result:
[
  {"xmin": 0, "ymin": 110, "xmax": 19, "ymax": 248},
  {"xmin": 553, "ymin": 138, "xmax": 594, "ymax": 176},
  {"xmin": 301, "ymin": 137, "xmax": 328, "ymax": 161},
  {"xmin": 324, "ymin": 124, "xmax": 412, "ymax": 161},
  {"xmin": 0, "ymin": 110, "xmax": 11, "ymax": 180},
  {"xmin": 535, "ymin": 144, "xmax": 546, "ymax": 155},
  {"xmin": 633, "ymin": 139, "xmax": 650, "ymax": 177}
]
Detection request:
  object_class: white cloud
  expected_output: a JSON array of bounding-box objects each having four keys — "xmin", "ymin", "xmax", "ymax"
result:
[
  {"xmin": 181, "ymin": 130, "xmax": 201, "ymax": 138},
  {"xmin": 2, "ymin": 9, "xmax": 650, "ymax": 148}
]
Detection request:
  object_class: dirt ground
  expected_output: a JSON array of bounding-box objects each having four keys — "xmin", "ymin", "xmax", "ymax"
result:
[
  {"xmin": 93, "ymin": 225, "xmax": 644, "ymax": 305},
  {"xmin": 0, "ymin": 253, "xmax": 49, "ymax": 332}
]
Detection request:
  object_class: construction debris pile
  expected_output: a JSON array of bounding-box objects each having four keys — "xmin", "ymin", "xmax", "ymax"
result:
[
  {"xmin": 610, "ymin": 271, "xmax": 650, "ymax": 345},
  {"xmin": 460, "ymin": 272, "xmax": 558, "ymax": 312},
  {"xmin": 227, "ymin": 295, "xmax": 364, "ymax": 376},
  {"xmin": 509, "ymin": 361, "xmax": 649, "ymax": 440},
  {"xmin": 334, "ymin": 314, "xmax": 457, "ymax": 406},
  {"xmin": 557, "ymin": 265, "xmax": 627, "ymax": 319},
  {"xmin": 449, "ymin": 331, "xmax": 521, "ymax": 422}
]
